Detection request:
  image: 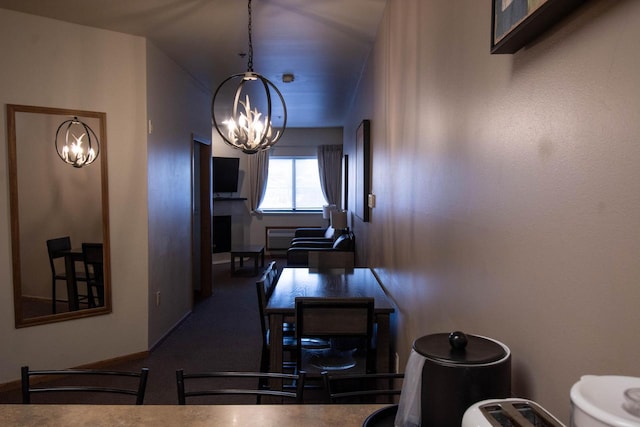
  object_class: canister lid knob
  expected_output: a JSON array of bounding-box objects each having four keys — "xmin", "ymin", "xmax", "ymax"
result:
[
  {"xmin": 413, "ymin": 332, "xmax": 509, "ymax": 365},
  {"xmin": 449, "ymin": 331, "xmax": 468, "ymax": 350}
]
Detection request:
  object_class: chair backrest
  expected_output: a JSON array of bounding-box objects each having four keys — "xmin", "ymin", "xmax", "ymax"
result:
[
  {"xmin": 332, "ymin": 233, "xmax": 355, "ymax": 250},
  {"xmin": 82, "ymin": 243, "xmax": 104, "ymax": 281},
  {"xmin": 176, "ymin": 370, "xmax": 305, "ymax": 404},
  {"xmin": 322, "ymin": 372, "xmax": 404, "ymax": 403},
  {"xmin": 324, "ymin": 226, "xmax": 335, "ymax": 239},
  {"xmin": 21, "ymin": 366, "xmax": 149, "ymax": 405},
  {"xmin": 267, "ymin": 260, "xmax": 278, "ymax": 292},
  {"xmin": 264, "ymin": 260, "xmax": 278, "ymax": 298},
  {"xmin": 256, "ymin": 270, "xmax": 274, "ymax": 345},
  {"xmin": 295, "ymin": 297, "xmax": 375, "ymax": 374},
  {"xmin": 82, "ymin": 243, "xmax": 103, "ymax": 265},
  {"xmin": 46, "ymin": 236, "xmax": 72, "ymax": 274},
  {"xmin": 82, "ymin": 243, "xmax": 104, "ymax": 307},
  {"xmin": 295, "ymin": 297, "xmax": 374, "ymax": 338}
]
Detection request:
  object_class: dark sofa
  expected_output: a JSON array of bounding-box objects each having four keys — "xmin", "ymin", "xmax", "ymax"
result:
[
  {"xmin": 286, "ymin": 231, "xmax": 355, "ymax": 267},
  {"xmin": 289, "ymin": 226, "xmax": 336, "ymax": 244}
]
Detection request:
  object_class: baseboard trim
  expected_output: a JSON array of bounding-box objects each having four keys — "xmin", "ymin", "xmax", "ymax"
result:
[
  {"xmin": 0, "ymin": 350, "xmax": 149, "ymax": 392},
  {"xmin": 74, "ymin": 351, "xmax": 150, "ymax": 370},
  {"xmin": 149, "ymin": 310, "xmax": 192, "ymax": 351}
]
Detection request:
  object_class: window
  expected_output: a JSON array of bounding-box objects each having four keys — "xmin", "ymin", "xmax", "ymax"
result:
[{"xmin": 259, "ymin": 157, "xmax": 326, "ymax": 211}]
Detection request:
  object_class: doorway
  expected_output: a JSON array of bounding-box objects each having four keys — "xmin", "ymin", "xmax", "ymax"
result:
[{"xmin": 192, "ymin": 135, "xmax": 212, "ymax": 298}]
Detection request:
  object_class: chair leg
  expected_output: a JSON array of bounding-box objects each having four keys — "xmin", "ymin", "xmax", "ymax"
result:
[
  {"xmin": 97, "ymin": 286, "xmax": 104, "ymax": 307},
  {"xmin": 260, "ymin": 345, "xmax": 269, "ymax": 373},
  {"xmin": 87, "ymin": 282, "xmax": 96, "ymax": 308},
  {"xmin": 52, "ymin": 279, "xmax": 57, "ymax": 314}
]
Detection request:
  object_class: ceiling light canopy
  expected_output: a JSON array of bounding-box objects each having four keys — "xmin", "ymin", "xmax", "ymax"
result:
[{"xmin": 211, "ymin": 0, "xmax": 287, "ymax": 154}]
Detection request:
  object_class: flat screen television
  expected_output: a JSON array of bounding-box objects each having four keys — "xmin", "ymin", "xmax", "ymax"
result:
[{"xmin": 213, "ymin": 156, "xmax": 240, "ymax": 193}]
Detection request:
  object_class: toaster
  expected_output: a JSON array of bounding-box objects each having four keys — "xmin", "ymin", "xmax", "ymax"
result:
[{"xmin": 462, "ymin": 398, "xmax": 565, "ymax": 427}]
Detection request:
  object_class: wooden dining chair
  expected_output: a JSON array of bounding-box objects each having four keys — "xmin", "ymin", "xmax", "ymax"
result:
[
  {"xmin": 82, "ymin": 243, "xmax": 104, "ymax": 308},
  {"xmin": 256, "ymin": 269, "xmax": 329, "ymax": 375},
  {"xmin": 46, "ymin": 236, "xmax": 90, "ymax": 314},
  {"xmin": 256, "ymin": 271, "xmax": 297, "ymax": 374},
  {"xmin": 265, "ymin": 260, "xmax": 279, "ymax": 297},
  {"xmin": 21, "ymin": 366, "xmax": 149, "ymax": 405},
  {"xmin": 295, "ymin": 297, "xmax": 375, "ymax": 379},
  {"xmin": 322, "ymin": 372, "xmax": 404, "ymax": 404},
  {"xmin": 176, "ymin": 370, "xmax": 306, "ymax": 404}
]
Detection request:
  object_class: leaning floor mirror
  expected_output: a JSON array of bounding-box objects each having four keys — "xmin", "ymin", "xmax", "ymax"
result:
[{"xmin": 7, "ymin": 104, "xmax": 111, "ymax": 328}]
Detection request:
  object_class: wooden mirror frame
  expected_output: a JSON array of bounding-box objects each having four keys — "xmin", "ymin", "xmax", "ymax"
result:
[{"xmin": 7, "ymin": 104, "xmax": 111, "ymax": 328}]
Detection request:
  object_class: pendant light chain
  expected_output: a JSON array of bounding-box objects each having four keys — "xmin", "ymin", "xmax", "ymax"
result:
[
  {"xmin": 247, "ymin": 0, "xmax": 254, "ymax": 72},
  {"xmin": 211, "ymin": 0, "xmax": 287, "ymax": 154}
]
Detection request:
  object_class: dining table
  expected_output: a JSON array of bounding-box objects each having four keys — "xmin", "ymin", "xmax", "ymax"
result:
[
  {"xmin": 0, "ymin": 404, "xmax": 389, "ymax": 426},
  {"xmin": 265, "ymin": 267, "xmax": 396, "ymax": 381}
]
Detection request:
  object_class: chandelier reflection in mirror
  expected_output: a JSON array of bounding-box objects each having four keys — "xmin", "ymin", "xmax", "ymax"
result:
[
  {"xmin": 211, "ymin": 0, "xmax": 287, "ymax": 154},
  {"xmin": 54, "ymin": 116, "xmax": 100, "ymax": 168}
]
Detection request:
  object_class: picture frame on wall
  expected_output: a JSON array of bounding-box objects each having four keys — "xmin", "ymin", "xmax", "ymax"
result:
[
  {"xmin": 491, "ymin": 0, "xmax": 586, "ymax": 54},
  {"xmin": 355, "ymin": 120, "xmax": 370, "ymax": 222}
]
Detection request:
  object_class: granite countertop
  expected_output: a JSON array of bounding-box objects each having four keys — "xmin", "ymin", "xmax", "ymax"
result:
[{"xmin": 1, "ymin": 404, "xmax": 388, "ymax": 426}]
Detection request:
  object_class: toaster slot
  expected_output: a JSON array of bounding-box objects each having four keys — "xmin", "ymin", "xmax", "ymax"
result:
[
  {"xmin": 484, "ymin": 404, "xmax": 519, "ymax": 427},
  {"xmin": 480, "ymin": 401, "xmax": 563, "ymax": 427},
  {"xmin": 512, "ymin": 402, "xmax": 560, "ymax": 427}
]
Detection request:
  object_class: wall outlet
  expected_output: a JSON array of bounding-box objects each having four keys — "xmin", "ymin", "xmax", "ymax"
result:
[
  {"xmin": 156, "ymin": 291, "xmax": 161, "ymax": 307},
  {"xmin": 394, "ymin": 352, "xmax": 400, "ymax": 373}
]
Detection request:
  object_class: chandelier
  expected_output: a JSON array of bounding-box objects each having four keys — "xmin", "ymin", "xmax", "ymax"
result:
[
  {"xmin": 54, "ymin": 116, "xmax": 100, "ymax": 168},
  {"xmin": 211, "ymin": 0, "xmax": 287, "ymax": 154}
]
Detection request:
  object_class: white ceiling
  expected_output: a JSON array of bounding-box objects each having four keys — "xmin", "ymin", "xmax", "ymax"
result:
[{"xmin": 0, "ymin": 0, "xmax": 387, "ymax": 128}]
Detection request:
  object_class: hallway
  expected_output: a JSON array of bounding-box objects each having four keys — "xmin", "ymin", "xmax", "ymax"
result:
[{"xmin": 0, "ymin": 262, "xmax": 264, "ymax": 404}]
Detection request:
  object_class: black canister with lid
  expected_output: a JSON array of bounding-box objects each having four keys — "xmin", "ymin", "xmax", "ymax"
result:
[{"xmin": 414, "ymin": 331, "xmax": 511, "ymax": 427}]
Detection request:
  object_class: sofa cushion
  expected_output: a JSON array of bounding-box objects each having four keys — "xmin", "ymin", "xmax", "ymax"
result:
[
  {"xmin": 332, "ymin": 234, "xmax": 352, "ymax": 250},
  {"xmin": 324, "ymin": 227, "xmax": 335, "ymax": 239},
  {"xmin": 294, "ymin": 227, "xmax": 332, "ymax": 239}
]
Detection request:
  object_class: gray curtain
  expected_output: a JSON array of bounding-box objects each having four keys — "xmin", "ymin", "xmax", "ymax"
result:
[
  {"xmin": 317, "ymin": 144, "xmax": 343, "ymax": 206},
  {"xmin": 248, "ymin": 149, "xmax": 270, "ymax": 213}
]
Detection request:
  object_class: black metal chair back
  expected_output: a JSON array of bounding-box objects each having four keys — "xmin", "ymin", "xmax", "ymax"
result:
[
  {"xmin": 322, "ymin": 372, "xmax": 404, "ymax": 403},
  {"xmin": 21, "ymin": 366, "xmax": 149, "ymax": 405},
  {"xmin": 176, "ymin": 370, "xmax": 305, "ymax": 404}
]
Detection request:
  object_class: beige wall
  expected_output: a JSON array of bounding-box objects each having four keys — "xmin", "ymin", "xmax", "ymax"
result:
[
  {"xmin": 0, "ymin": 10, "xmax": 148, "ymax": 382},
  {"xmin": 345, "ymin": 0, "xmax": 640, "ymax": 422},
  {"xmin": 146, "ymin": 43, "xmax": 211, "ymax": 347}
]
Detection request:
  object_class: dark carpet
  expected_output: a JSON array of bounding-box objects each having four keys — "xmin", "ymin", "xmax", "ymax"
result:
[{"xmin": 0, "ymin": 261, "xmax": 270, "ymax": 405}]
